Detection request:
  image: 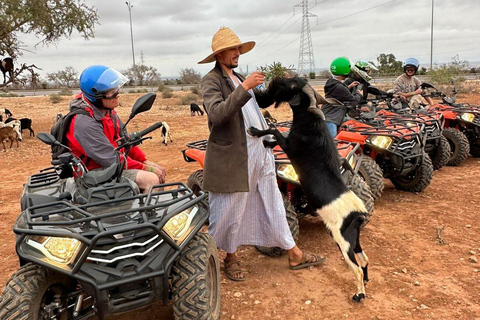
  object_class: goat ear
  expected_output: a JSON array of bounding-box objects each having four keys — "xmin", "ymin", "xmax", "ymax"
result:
[{"xmin": 288, "ymin": 94, "xmax": 302, "ymax": 106}]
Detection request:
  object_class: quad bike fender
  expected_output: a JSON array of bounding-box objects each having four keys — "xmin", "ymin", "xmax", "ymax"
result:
[{"xmin": 183, "ymin": 149, "xmax": 206, "ymax": 168}]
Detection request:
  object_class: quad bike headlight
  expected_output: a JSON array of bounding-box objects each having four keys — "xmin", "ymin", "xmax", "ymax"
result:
[
  {"xmin": 277, "ymin": 164, "xmax": 299, "ymax": 182},
  {"xmin": 369, "ymin": 135, "xmax": 393, "ymax": 150},
  {"xmin": 460, "ymin": 112, "xmax": 475, "ymax": 123},
  {"xmin": 163, "ymin": 206, "xmax": 198, "ymax": 242},
  {"xmin": 25, "ymin": 236, "xmax": 83, "ymax": 264}
]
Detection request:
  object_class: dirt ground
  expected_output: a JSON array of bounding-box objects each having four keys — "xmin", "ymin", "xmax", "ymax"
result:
[{"xmin": 0, "ymin": 89, "xmax": 479, "ymax": 320}]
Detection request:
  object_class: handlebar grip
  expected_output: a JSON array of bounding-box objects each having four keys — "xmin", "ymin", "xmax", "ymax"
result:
[{"xmin": 138, "ymin": 122, "xmax": 163, "ymax": 138}]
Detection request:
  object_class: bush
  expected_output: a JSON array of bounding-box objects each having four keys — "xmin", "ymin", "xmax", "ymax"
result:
[
  {"xmin": 180, "ymin": 93, "xmax": 198, "ymax": 105},
  {"xmin": 59, "ymin": 87, "xmax": 73, "ymax": 96},
  {"xmin": 190, "ymin": 86, "xmax": 201, "ymax": 95},
  {"xmin": 157, "ymin": 81, "xmax": 166, "ymax": 92},
  {"xmin": 309, "ymin": 72, "xmax": 316, "ymax": 79},
  {"xmin": 0, "ymin": 93, "xmax": 21, "ymax": 97},
  {"xmin": 162, "ymin": 87, "xmax": 173, "ymax": 98},
  {"xmin": 50, "ymin": 94, "xmax": 62, "ymax": 104}
]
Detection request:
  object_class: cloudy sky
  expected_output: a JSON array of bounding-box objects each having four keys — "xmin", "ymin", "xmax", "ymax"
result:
[{"xmin": 13, "ymin": 0, "xmax": 480, "ymax": 79}]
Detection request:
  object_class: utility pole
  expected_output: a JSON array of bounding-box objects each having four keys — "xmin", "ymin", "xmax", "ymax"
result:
[
  {"xmin": 295, "ymin": 0, "xmax": 316, "ymax": 77},
  {"xmin": 430, "ymin": 0, "xmax": 434, "ymax": 70},
  {"xmin": 126, "ymin": 2, "xmax": 136, "ymax": 71}
]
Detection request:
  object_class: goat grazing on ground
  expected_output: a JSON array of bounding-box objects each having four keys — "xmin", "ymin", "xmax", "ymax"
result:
[
  {"xmin": 248, "ymin": 77, "xmax": 370, "ymax": 302},
  {"xmin": 160, "ymin": 121, "xmax": 173, "ymax": 145},
  {"xmin": 190, "ymin": 103, "xmax": 204, "ymax": 116},
  {"xmin": 0, "ymin": 58, "xmax": 14, "ymax": 84},
  {"xmin": 0, "ymin": 126, "xmax": 21, "ymax": 151},
  {"xmin": 5, "ymin": 117, "xmax": 34, "ymax": 137}
]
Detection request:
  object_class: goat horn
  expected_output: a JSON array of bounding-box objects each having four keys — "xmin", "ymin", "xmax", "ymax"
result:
[{"xmin": 307, "ymin": 106, "xmax": 325, "ymax": 120}]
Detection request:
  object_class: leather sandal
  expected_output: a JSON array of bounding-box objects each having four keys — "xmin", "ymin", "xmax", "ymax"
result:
[
  {"xmin": 224, "ymin": 259, "xmax": 246, "ymax": 282},
  {"xmin": 289, "ymin": 253, "xmax": 326, "ymax": 270}
]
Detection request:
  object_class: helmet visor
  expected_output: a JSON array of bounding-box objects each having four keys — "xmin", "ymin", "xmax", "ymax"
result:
[
  {"xmin": 92, "ymin": 68, "xmax": 129, "ymax": 95},
  {"xmin": 352, "ymin": 66, "xmax": 371, "ymax": 82}
]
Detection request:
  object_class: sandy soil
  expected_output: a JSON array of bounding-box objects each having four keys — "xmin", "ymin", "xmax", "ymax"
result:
[{"xmin": 0, "ymin": 90, "xmax": 479, "ymax": 320}]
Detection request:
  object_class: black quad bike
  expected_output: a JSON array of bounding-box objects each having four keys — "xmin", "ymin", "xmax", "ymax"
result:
[
  {"xmin": 0, "ymin": 94, "xmax": 221, "ymax": 320},
  {"xmin": 182, "ymin": 133, "xmax": 374, "ymax": 257}
]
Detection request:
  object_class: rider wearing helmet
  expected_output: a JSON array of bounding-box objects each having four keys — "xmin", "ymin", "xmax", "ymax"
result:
[
  {"xmin": 393, "ymin": 58, "xmax": 433, "ymax": 106},
  {"xmin": 66, "ymin": 65, "xmax": 166, "ymax": 192},
  {"xmin": 323, "ymin": 57, "xmax": 362, "ymax": 137},
  {"xmin": 344, "ymin": 60, "xmax": 377, "ymax": 101}
]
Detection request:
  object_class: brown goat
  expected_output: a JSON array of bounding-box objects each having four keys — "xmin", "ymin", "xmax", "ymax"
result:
[{"xmin": 0, "ymin": 126, "xmax": 21, "ymax": 151}]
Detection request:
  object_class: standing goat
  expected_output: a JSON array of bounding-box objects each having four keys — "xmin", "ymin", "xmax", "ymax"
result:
[
  {"xmin": 5, "ymin": 117, "xmax": 34, "ymax": 137},
  {"xmin": 190, "ymin": 103, "xmax": 204, "ymax": 116},
  {"xmin": 160, "ymin": 121, "xmax": 173, "ymax": 145},
  {"xmin": 248, "ymin": 77, "xmax": 370, "ymax": 302},
  {"xmin": 0, "ymin": 126, "xmax": 21, "ymax": 151},
  {"xmin": 0, "ymin": 108, "xmax": 13, "ymax": 118},
  {"xmin": 0, "ymin": 58, "xmax": 14, "ymax": 84}
]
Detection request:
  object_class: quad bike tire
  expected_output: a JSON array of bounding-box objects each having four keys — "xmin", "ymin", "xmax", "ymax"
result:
[
  {"xmin": 357, "ymin": 157, "xmax": 384, "ymax": 200},
  {"xmin": 349, "ymin": 173, "xmax": 374, "ymax": 228},
  {"xmin": 442, "ymin": 128, "xmax": 470, "ymax": 166},
  {"xmin": 171, "ymin": 232, "xmax": 221, "ymax": 320},
  {"xmin": 469, "ymin": 143, "xmax": 480, "ymax": 158},
  {"xmin": 255, "ymin": 193, "xmax": 300, "ymax": 257},
  {"xmin": 430, "ymin": 135, "xmax": 451, "ymax": 170},
  {"xmin": 0, "ymin": 263, "xmax": 77, "ymax": 320},
  {"xmin": 390, "ymin": 154, "xmax": 434, "ymax": 193},
  {"xmin": 187, "ymin": 170, "xmax": 209, "ymax": 204}
]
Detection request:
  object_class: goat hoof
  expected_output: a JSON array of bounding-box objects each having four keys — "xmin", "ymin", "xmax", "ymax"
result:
[{"xmin": 352, "ymin": 293, "xmax": 365, "ymax": 303}]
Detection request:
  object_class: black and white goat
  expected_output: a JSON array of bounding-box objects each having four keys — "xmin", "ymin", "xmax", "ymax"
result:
[
  {"xmin": 248, "ymin": 77, "xmax": 370, "ymax": 302},
  {"xmin": 0, "ymin": 108, "xmax": 13, "ymax": 119},
  {"xmin": 190, "ymin": 103, "xmax": 204, "ymax": 116},
  {"xmin": 5, "ymin": 117, "xmax": 35, "ymax": 137},
  {"xmin": 0, "ymin": 58, "xmax": 14, "ymax": 84},
  {"xmin": 160, "ymin": 121, "xmax": 173, "ymax": 145}
]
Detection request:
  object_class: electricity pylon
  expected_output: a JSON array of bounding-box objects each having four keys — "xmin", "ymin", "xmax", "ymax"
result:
[{"xmin": 295, "ymin": 0, "xmax": 316, "ymax": 76}]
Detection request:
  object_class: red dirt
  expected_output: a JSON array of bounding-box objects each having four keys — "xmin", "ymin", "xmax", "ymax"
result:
[{"xmin": 1, "ymin": 91, "xmax": 479, "ymax": 320}]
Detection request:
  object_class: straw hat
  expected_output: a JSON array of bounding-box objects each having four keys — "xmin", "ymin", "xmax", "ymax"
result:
[{"xmin": 198, "ymin": 27, "xmax": 255, "ymax": 64}]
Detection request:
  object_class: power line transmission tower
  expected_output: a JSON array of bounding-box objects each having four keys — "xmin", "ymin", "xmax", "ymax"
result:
[{"xmin": 295, "ymin": 0, "xmax": 316, "ymax": 76}]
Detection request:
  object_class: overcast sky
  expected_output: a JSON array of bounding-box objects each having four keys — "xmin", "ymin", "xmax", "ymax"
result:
[{"xmin": 12, "ymin": 0, "xmax": 480, "ymax": 79}]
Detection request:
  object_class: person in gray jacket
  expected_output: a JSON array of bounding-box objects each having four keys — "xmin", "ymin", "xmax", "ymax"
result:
[{"xmin": 199, "ymin": 27, "xmax": 324, "ymax": 281}]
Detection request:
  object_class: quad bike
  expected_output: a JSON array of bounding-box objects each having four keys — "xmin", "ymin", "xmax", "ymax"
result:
[
  {"xmin": 422, "ymin": 82, "xmax": 479, "ymax": 160},
  {"xmin": 354, "ymin": 87, "xmax": 451, "ymax": 171},
  {"xmin": 0, "ymin": 93, "xmax": 221, "ymax": 320},
  {"xmin": 182, "ymin": 131, "xmax": 374, "ymax": 257},
  {"xmin": 335, "ymin": 101, "xmax": 434, "ymax": 193}
]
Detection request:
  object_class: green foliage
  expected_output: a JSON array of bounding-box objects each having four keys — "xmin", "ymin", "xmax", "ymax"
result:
[
  {"xmin": 47, "ymin": 67, "xmax": 78, "ymax": 88},
  {"xmin": 179, "ymin": 68, "xmax": 202, "ymax": 84},
  {"xmin": 161, "ymin": 87, "xmax": 173, "ymax": 98},
  {"xmin": 0, "ymin": 0, "xmax": 99, "ymax": 58},
  {"xmin": 376, "ymin": 53, "xmax": 403, "ymax": 75},
  {"xmin": 180, "ymin": 93, "xmax": 198, "ymax": 105},
  {"xmin": 309, "ymin": 72, "xmax": 316, "ymax": 79},
  {"xmin": 0, "ymin": 93, "xmax": 21, "ymax": 97},
  {"xmin": 157, "ymin": 81, "xmax": 166, "ymax": 92},
  {"xmin": 49, "ymin": 94, "xmax": 62, "ymax": 104},
  {"xmin": 123, "ymin": 63, "xmax": 161, "ymax": 87},
  {"xmin": 258, "ymin": 61, "xmax": 294, "ymax": 80},
  {"xmin": 58, "ymin": 87, "xmax": 73, "ymax": 96},
  {"xmin": 428, "ymin": 55, "xmax": 469, "ymax": 85}
]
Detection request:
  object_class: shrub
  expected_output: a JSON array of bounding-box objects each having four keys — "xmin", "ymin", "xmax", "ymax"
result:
[
  {"xmin": 157, "ymin": 81, "xmax": 166, "ymax": 92},
  {"xmin": 309, "ymin": 72, "xmax": 316, "ymax": 79},
  {"xmin": 180, "ymin": 93, "xmax": 198, "ymax": 105},
  {"xmin": 59, "ymin": 87, "xmax": 73, "ymax": 96},
  {"xmin": 190, "ymin": 86, "xmax": 201, "ymax": 95},
  {"xmin": 162, "ymin": 87, "xmax": 173, "ymax": 98},
  {"xmin": 50, "ymin": 94, "xmax": 62, "ymax": 104}
]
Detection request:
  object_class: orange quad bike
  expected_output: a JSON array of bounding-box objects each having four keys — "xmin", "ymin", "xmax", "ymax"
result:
[
  {"xmin": 182, "ymin": 132, "xmax": 374, "ymax": 257},
  {"xmin": 422, "ymin": 82, "xmax": 479, "ymax": 160},
  {"xmin": 336, "ymin": 107, "xmax": 434, "ymax": 193}
]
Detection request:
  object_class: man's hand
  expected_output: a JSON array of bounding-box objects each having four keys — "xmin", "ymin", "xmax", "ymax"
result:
[
  {"xmin": 242, "ymin": 71, "xmax": 265, "ymax": 91},
  {"xmin": 347, "ymin": 81, "xmax": 360, "ymax": 89},
  {"xmin": 144, "ymin": 160, "xmax": 166, "ymax": 183},
  {"xmin": 360, "ymin": 106, "xmax": 370, "ymax": 112},
  {"xmin": 413, "ymin": 88, "xmax": 423, "ymax": 95}
]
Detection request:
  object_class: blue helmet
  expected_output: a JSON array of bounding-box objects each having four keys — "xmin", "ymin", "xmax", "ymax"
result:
[
  {"xmin": 403, "ymin": 58, "xmax": 420, "ymax": 73},
  {"xmin": 79, "ymin": 65, "xmax": 129, "ymax": 102}
]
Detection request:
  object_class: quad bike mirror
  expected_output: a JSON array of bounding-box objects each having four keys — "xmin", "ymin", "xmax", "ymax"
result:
[
  {"xmin": 37, "ymin": 132, "xmax": 58, "ymax": 146},
  {"xmin": 368, "ymin": 86, "xmax": 384, "ymax": 96},
  {"xmin": 420, "ymin": 82, "xmax": 436, "ymax": 90},
  {"xmin": 123, "ymin": 93, "xmax": 157, "ymax": 128}
]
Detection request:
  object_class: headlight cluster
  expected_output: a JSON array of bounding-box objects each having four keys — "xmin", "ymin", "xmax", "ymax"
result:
[
  {"xmin": 460, "ymin": 113, "xmax": 475, "ymax": 123},
  {"xmin": 277, "ymin": 164, "xmax": 299, "ymax": 182},
  {"xmin": 25, "ymin": 236, "xmax": 83, "ymax": 264},
  {"xmin": 163, "ymin": 206, "xmax": 198, "ymax": 242},
  {"xmin": 369, "ymin": 135, "xmax": 393, "ymax": 149}
]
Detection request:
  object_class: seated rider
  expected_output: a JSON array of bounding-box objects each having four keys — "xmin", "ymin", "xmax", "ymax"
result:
[
  {"xmin": 323, "ymin": 57, "xmax": 362, "ymax": 138},
  {"xmin": 66, "ymin": 65, "xmax": 166, "ymax": 192},
  {"xmin": 393, "ymin": 58, "xmax": 433, "ymax": 108},
  {"xmin": 344, "ymin": 60, "xmax": 378, "ymax": 101}
]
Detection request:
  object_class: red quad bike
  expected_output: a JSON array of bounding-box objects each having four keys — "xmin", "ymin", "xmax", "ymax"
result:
[
  {"xmin": 182, "ymin": 132, "xmax": 374, "ymax": 257},
  {"xmin": 422, "ymin": 82, "xmax": 480, "ymax": 160},
  {"xmin": 357, "ymin": 87, "xmax": 451, "ymax": 171},
  {"xmin": 336, "ymin": 102, "xmax": 434, "ymax": 193},
  {"xmin": 0, "ymin": 94, "xmax": 221, "ymax": 320}
]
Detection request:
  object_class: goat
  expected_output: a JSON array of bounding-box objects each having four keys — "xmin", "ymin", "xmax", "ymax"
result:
[
  {"xmin": 248, "ymin": 77, "xmax": 370, "ymax": 302},
  {"xmin": 160, "ymin": 121, "xmax": 173, "ymax": 145},
  {"xmin": 5, "ymin": 117, "xmax": 34, "ymax": 137},
  {"xmin": 53, "ymin": 113, "xmax": 63, "ymax": 125},
  {"xmin": 190, "ymin": 103, "xmax": 204, "ymax": 116},
  {"xmin": 261, "ymin": 108, "xmax": 277, "ymax": 125},
  {"xmin": 0, "ymin": 58, "xmax": 14, "ymax": 84},
  {"xmin": 0, "ymin": 126, "xmax": 21, "ymax": 151},
  {"xmin": 0, "ymin": 108, "xmax": 13, "ymax": 118},
  {"xmin": 0, "ymin": 119, "xmax": 22, "ymax": 141}
]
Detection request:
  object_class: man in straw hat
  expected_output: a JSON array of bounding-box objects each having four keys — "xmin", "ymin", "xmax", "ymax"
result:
[{"xmin": 199, "ymin": 27, "xmax": 325, "ymax": 281}]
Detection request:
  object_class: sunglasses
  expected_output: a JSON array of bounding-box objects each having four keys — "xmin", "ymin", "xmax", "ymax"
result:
[{"xmin": 102, "ymin": 89, "xmax": 120, "ymax": 100}]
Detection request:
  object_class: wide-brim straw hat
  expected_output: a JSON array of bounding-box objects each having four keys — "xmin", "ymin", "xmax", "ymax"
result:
[{"xmin": 198, "ymin": 27, "xmax": 255, "ymax": 64}]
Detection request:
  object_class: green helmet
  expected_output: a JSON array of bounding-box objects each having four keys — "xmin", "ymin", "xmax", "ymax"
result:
[
  {"xmin": 355, "ymin": 60, "xmax": 370, "ymax": 72},
  {"xmin": 330, "ymin": 57, "xmax": 351, "ymax": 76}
]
